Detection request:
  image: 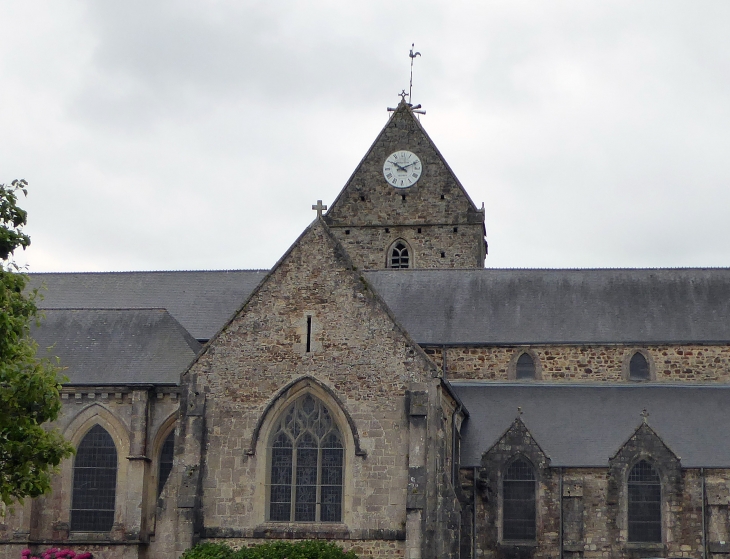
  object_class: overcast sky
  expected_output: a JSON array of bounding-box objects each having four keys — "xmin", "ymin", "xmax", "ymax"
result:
[{"xmin": 1, "ymin": 1, "xmax": 729, "ymax": 272}]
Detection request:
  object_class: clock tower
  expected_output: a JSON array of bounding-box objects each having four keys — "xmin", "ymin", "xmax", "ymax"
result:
[{"xmin": 324, "ymin": 99, "xmax": 487, "ymax": 270}]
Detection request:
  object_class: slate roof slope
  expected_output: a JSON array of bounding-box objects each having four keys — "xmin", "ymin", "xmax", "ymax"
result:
[
  {"xmin": 32, "ymin": 309, "xmax": 202, "ymax": 385},
  {"xmin": 365, "ymin": 268, "xmax": 730, "ymax": 344},
  {"xmin": 453, "ymin": 382, "xmax": 730, "ymax": 468},
  {"xmin": 28, "ymin": 270, "xmax": 267, "ymax": 341}
]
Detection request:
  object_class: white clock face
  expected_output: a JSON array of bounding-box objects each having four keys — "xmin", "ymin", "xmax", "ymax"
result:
[{"xmin": 383, "ymin": 150, "xmax": 422, "ymax": 188}]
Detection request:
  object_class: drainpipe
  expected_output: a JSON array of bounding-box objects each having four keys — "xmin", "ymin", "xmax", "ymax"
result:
[
  {"xmin": 452, "ymin": 404, "xmax": 462, "ymax": 484},
  {"xmin": 473, "ymin": 466, "xmax": 478, "ymax": 559},
  {"xmin": 702, "ymin": 468, "xmax": 707, "ymax": 559},
  {"xmin": 559, "ymin": 468, "xmax": 564, "ymax": 559},
  {"xmin": 442, "ymin": 345, "xmax": 447, "ymax": 379}
]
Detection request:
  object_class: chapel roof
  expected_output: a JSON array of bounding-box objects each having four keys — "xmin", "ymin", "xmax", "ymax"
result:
[
  {"xmin": 30, "ymin": 267, "xmax": 730, "ymax": 346},
  {"xmin": 32, "ymin": 308, "xmax": 201, "ymax": 385},
  {"xmin": 29, "ymin": 270, "xmax": 267, "ymax": 341},
  {"xmin": 453, "ymin": 382, "xmax": 730, "ymax": 468},
  {"xmin": 365, "ymin": 267, "xmax": 730, "ymax": 344}
]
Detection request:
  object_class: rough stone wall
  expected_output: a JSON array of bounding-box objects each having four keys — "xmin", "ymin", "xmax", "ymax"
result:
[
  {"xmin": 0, "ymin": 386, "xmax": 179, "ymax": 559},
  {"xmin": 204, "ymin": 537, "xmax": 405, "ymax": 557},
  {"xmin": 324, "ymin": 102, "xmax": 486, "ymax": 271},
  {"xmin": 329, "ymin": 224, "xmax": 484, "ymax": 270},
  {"xmin": 433, "ymin": 344, "xmax": 730, "ymax": 383},
  {"xmin": 150, "ymin": 220, "xmax": 444, "ymax": 559}
]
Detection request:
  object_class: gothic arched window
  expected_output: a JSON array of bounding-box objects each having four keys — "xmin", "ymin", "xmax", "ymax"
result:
[
  {"xmin": 629, "ymin": 352, "xmax": 650, "ymax": 381},
  {"xmin": 71, "ymin": 425, "xmax": 117, "ymax": 532},
  {"xmin": 157, "ymin": 429, "xmax": 175, "ymax": 497},
  {"xmin": 503, "ymin": 458, "xmax": 536, "ymax": 541},
  {"xmin": 628, "ymin": 460, "xmax": 661, "ymax": 542},
  {"xmin": 389, "ymin": 240, "xmax": 410, "ymax": 269},
  {"xmin": 516, "ymin": 353, "xmax": 536, "ymax": 380},
  {"xmin": 268, "ymin": 394, "xmax": 344, "ymax": 522}
]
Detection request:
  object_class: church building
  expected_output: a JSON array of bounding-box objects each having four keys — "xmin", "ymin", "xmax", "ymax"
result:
[{"xmin": 2, "ymin": 98, "xmax": 730, "ymax": 559}]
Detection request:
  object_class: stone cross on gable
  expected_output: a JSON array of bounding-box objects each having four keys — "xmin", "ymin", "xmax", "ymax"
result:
[
  {"xmin": 641, "ymin": 408, "xmax": 650, "ymax": 423},
  {"xmin": 312, "ymin": 200, "xmax": 327, "ymax": 218}
]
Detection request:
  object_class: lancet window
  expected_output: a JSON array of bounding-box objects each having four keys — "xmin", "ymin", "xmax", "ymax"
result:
[
  {"xmin": 389, "ymin": 241, "xmax": 410, "ymax": 269},
  {"xmin": 70, "ymin": 425, "xmax": 117, "ymax": 532},
  {"xmin": 157, "ymin": 429, "xmax": 175, "ymax": 497},
  {"xmin": 503, "ymin": 458, "xmax": 536, "ymax": 541},
  {"xmin": 628, "ymin": 460, "xmax": 661, "ymax": 542}
]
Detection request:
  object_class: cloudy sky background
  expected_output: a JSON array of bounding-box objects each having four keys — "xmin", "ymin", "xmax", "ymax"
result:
[{"xmin": 1, "ymin": 1, "xmax": 729, "ymax": 272}]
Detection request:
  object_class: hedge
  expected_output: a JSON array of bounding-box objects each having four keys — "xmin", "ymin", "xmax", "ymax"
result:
[{"xmin": 180, "ymin": 541, "xmax": 359, "ymax": 559}]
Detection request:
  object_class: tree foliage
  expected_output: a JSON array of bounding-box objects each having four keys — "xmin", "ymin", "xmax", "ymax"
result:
[
  {"xmin": 0, "ymin": 180, "xmax": 74, "ymax": 508},
  {"xmin": 180, "ymin": 541, "xmax": 360, "ymax": 559}
]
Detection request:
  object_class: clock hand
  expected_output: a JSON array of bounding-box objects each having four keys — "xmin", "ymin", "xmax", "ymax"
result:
[{"xmin": 389, "ymin": 161, "xmax": 407, "ymax": 171}]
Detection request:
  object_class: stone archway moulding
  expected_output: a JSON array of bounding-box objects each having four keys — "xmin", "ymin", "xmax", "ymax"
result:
[{"xmin": 245, "ymin": 375, "xmax": 366, "ymax": 457}]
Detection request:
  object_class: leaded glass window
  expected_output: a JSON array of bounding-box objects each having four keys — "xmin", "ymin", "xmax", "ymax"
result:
[
  {"xmin": 157, "ymin": 429, "xmax": 175, "ymax": 497},
  {"xmin": 390, "ymin": 241, "xmax": 410, "ymax": 269},
  {"xmin": 503, "ymin": 459, "xmax": 536, "ymax": 541},
  {"xmin": 268, "ymin": 394, "xmax": 344, "ymax": 522},
  {"xmin": 71, "ymin": 425, "xmax": 117, "ymax": 532},
  {"xmin": 630, "ymin": 352, "xmax": 650, "ymax": 381},
  {"xmin": 628, "ymin": 460, "xmax": 661, "ymax": 542},
  {"xmin": 516, "ymin": 353, "xmax": 536, "ymax": 380}
]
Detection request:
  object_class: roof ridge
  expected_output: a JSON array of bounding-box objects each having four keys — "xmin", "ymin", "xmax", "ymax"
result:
[{"xmin": 28, "ymin": 269, "xmax": 270, "ymax": 275}]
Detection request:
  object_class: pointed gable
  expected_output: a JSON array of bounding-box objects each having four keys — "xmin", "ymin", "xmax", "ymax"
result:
[{"xmin": 325, "ymin": 102, "xmax": 483, "ymax": 227}]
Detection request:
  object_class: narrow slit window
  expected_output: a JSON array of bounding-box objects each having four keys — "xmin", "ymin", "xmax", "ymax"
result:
[
  {"xmin": 157, "ymin": 429, "xmax": 175, "ymax": 497},
  {"xmin": 628, "ymin": 460, "xmax": 661, "ymax": 542},
  {"xmin": 306, "ymin": 316, "xmax": 312, "ymax": 353},
  {"xmin": 516, "ymin": 353, "xmax": 536, "ymax": 380}
]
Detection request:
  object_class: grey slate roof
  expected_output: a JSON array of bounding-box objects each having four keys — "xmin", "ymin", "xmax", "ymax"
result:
[
  {"xmin": 453, "ymin": 382, "xmax": 730, "ymax": 468},
  {"xmin": 364, "ymin": 268, "xmax": 730, "ymax": 344},
  {"xmin": 32, "ymin": 309, "xmax": 201, "ymax": 385},
  {"xmin": 29, "ymin": 270, "xmax": 267, "ymax": 341}
]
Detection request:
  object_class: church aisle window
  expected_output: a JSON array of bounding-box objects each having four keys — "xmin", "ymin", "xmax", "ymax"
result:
[
  {"xmin": 516, "ymin": 353, "xmax": 536, "ymax": 380},
  {"xmin": 389, "ymin": 240, "xmax": 410, "ymax": 268},
  {"xmin": 628, "ymin": 460, "xmax": 661, "ymax": 542},
  {"xmin": 70, "ymin": 425, "xmax": 117, "ymax": 532},
  {"xmin": 157, "ymin": 429, "xmax": 175, "ymax": 497},
  {"xmin": 629, "ymin": 352, "xmax": 650, "ymax": 381},
  {"xmin": 268, "ymin": 394, "xmax": 344, "ymax": 522},
  {"xmin": 503, "ymin": 458, "xmax": 536, "ymax": 541}
]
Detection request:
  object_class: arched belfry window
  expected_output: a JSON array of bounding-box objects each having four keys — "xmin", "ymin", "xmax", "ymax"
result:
[
  {"xmin": 157, "ymin": 429, "xmax": 175, "ymax": 497},
  {"xmin": 628, "ymin": 460, "xmax": 661, "ymax": 542},
  {"xmin": 629, "ymin": 352, "xmax": 650, "ymax": 381},
  {"xmin": 268, "ymin": 394, "xmax": 344, "ymax": 522},
  {"xmin": 516, "ymin": 353, "xmax": 536, "ymax": 380},
  {"xmin": 71, "ymin": 425, "xmax": 117, "ymax": 532},
  {"xmin": 503, "ymin": 458, "xmax": 536, "ymax": 541},
  {"xmin": 389, "ymin": 240, "xmax": 410, "ymax": 269}
]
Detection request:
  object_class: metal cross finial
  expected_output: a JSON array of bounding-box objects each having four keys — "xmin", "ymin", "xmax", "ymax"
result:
[
  {"xmin": 312, "ymin": 200, "xmax": 327, "ymax": 218},
  {"xmin": 517, "ymin": 406, "xmax": 523, "ymax": 416},
  {"xmin": 641, "ymin": 408, "xmax": 649, "ymax": 423},
  {"xmin": 408, "ymin": 43, "xmax": 421, "ymax": 103},
  {"xmin": 399, "ymin": 89, "xmax": 408, "ymax": 103}
]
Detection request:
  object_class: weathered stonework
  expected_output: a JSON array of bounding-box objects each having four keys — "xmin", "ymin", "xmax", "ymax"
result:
[
  {"xmin": 324, "ymin": 102, "xmax": 486, "ymax": 270},
  {"xmin": 433, "ymin": 344, "xmax": 730, "ymax": 383}
]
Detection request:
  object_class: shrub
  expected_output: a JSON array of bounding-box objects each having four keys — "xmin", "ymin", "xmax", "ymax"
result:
[{"xmin": 181, "ymin": 540, "xmax": 359, "ymax": 559}]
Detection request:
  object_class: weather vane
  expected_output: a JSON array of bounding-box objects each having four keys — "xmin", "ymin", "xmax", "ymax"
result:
[{"xmin": 409, "ymin": 43, "xmax": 421, "ymax": 103}]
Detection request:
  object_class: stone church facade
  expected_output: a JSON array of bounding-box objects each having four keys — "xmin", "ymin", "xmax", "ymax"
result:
[{"xmin": 2, "ymin": 100, "xmax": 730, "ymax": 559}]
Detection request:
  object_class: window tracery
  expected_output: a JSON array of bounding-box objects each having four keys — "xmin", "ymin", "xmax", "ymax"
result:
[
  {"xmin": 389, "ymin": 240, "xmax": 410, "ymax": 269},
  {"xmin": 268, "ymin": 394, "xmax": 344, "ymax": 522},
  {"xmin": 628, "ymin": 459, "xmax": 661, "ymax": 542}
]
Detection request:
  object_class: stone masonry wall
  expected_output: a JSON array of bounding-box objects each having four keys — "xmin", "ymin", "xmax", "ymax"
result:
[
  {"xmin": 150, "ymin": 220, "xmax": 443, "ymax": 558},
  {"xmin": 429, "ymin": 344, "xmax": 730, "ymax": 383},
  {"xmin": 324, "ymin": 102, "xmax": 486, "ymax": 270},
  {"xmin": 0, "ymin": 386, "xmax": 179, "ymax": 559},
  {"xmin": 329, "ymin": 223, "xmax": 484, "ymax": 270}
]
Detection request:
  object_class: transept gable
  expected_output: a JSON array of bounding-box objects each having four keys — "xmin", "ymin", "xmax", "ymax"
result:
[
  {"xmin": 324, "ymin": 102, "xmax": 484, "ymax": 227},
  {"xmin": 183, "ymin": 216, "xmax": 440, "ymax": 400}
]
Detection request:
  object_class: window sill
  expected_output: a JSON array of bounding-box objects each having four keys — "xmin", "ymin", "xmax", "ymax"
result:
[
  {"xmin": 500, "ymin": 540, "xmax": 538, "ymax": 548},
  {"xmin": 624, "ymin": 542, "xmax": 664, "ymax": 550},
  {"xmin": 253, "ymin": 522, "xmax": 350, "ymax": 540}
]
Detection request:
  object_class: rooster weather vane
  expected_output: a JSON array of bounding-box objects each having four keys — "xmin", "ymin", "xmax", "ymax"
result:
[{"xmin": 389, "ymin": 44, "xmax": 426, "ymax": 115}]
